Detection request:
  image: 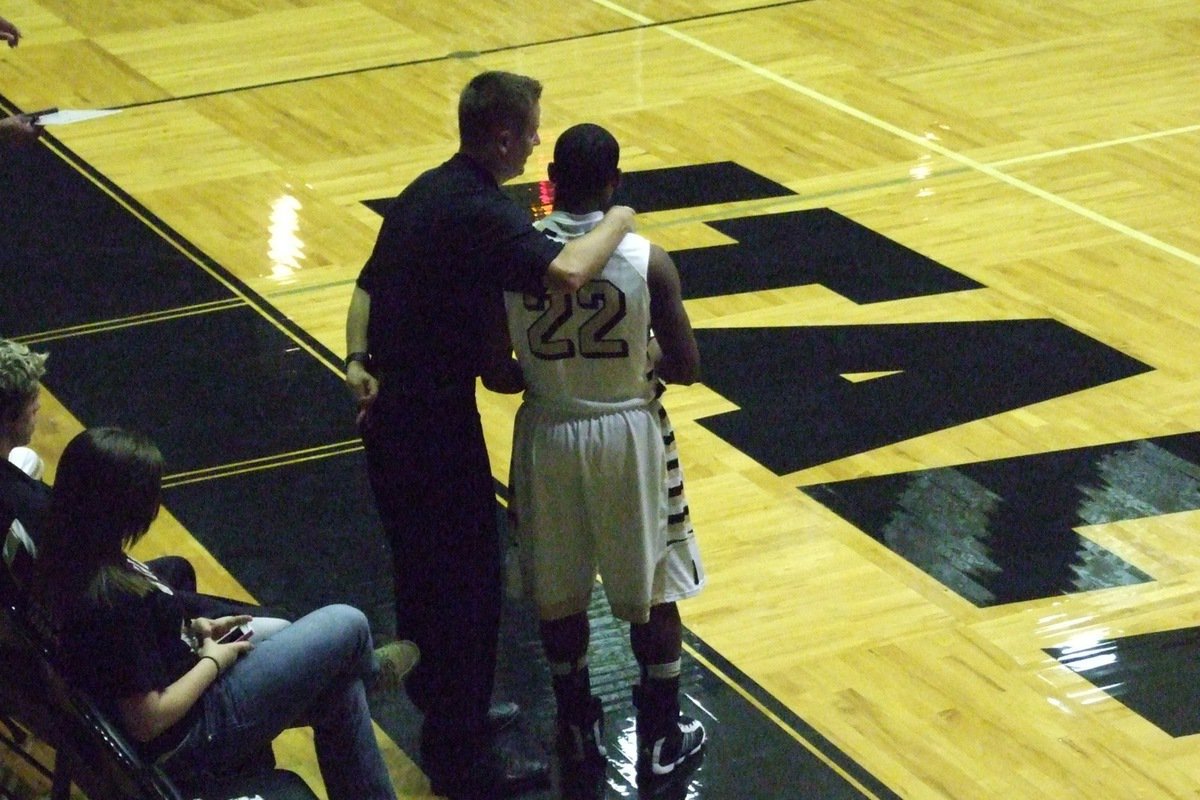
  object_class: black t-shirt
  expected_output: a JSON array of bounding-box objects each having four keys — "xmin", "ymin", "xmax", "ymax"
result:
[
  {"xmin": 357, "ymin": 152, "xmax": 563, "ymax": 390},
  {"xmin": 60, "ymin": 577, "xmax": 201, "ymax": 760},
  {"xmin": 0, "ymin": 459, "xmax": 50, "ymax": 533},
  {"xmin": 0, "ymin": 460, "xmax": 50, "ymax": 581}
]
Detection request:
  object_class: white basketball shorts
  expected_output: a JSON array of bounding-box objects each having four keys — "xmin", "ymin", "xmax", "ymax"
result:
[{"xmin": 507, "ymin": 398, "xmax": 705, "ymax": 624}]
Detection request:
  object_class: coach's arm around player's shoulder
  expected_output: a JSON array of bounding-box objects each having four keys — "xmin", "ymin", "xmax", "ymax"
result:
[
  {"xmin": 647, "ymin": 243, "xmax": 700, "ymax": 385},
  {"xmin": 544, "ymin": 205, "xmax": 636, "ymax": 293}
]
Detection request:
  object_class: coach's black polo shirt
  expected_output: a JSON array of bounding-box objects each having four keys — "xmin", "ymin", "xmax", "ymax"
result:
[{"xmin": 357, "ymin": 153, "xmax": 562, "ymax": 393}]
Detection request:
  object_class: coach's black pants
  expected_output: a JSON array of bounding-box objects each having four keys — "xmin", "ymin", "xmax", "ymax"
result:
[{"xmin": 362, "ymin": 387, "xmax": 502, "ymax": 765}]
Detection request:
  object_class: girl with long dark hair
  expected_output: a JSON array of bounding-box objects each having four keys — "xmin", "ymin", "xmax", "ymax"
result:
[{"xmin": 34, "ymin": 427, "xmax": 416, "ymax": 799}]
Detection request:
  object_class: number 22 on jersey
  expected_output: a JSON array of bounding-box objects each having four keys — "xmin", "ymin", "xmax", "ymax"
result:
[{"xmin": 522, "ymin": 280, "xmax": 630, "ymax": 360}]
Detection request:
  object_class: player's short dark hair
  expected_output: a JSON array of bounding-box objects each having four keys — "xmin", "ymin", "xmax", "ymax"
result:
[
  {"xmin": 551, "ymin": 123, "xmax": 619, "ymax": 199},
  {"xmin": 458, "ymin": 71, "xmax": 542, "ymax": 150}
]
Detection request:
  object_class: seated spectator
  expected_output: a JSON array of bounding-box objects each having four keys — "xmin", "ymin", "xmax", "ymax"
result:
[
  {"xmin": 29, "ymin": 427, "xmax": 418, "ymax": 798},
  {"xmin": 0, "ymin": 339, "xmax": 49, "ymax": 566},
  {"xmin": 0, "ymin": 338, "xmax": 275, "ymax": 622}
]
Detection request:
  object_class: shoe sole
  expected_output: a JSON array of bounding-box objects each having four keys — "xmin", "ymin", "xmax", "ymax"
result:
[{"xmin": 636, "ymin": 745, "xmax": 705, "ymax": 798}]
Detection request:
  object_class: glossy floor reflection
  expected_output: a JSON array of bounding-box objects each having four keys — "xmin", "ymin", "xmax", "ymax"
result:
[
  {"xmin": 368, "ymin": 580, "xmax": 896, "ymax": 800},
  {"xmin": 800, "ymin": 436, "xmax": 1200, "ymax": 606},
  {"xmin": 1048, "ymin": 625, "xmax": 1200, "ymax": 737}
]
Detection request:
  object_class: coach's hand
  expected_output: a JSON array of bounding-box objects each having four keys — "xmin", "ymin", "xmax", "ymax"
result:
[{"xmin": 345, "ymin": 361, "xmax": 378, "ymax": 426}]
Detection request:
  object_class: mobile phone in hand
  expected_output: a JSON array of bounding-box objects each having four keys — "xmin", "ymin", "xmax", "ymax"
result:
[{"xmin": 216, "ymin": 622, "xmax": 253, "ymax": 644}]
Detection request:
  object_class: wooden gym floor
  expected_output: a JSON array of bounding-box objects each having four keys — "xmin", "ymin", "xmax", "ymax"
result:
[{"xmin": 3, "ymin": 1, "xmax": 1200, "ymax": 797}]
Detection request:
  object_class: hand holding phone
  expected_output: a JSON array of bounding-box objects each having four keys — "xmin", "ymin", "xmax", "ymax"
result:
[{"xmin": 216, "ymin": 622, "xmax": 253, "ymax": 644}]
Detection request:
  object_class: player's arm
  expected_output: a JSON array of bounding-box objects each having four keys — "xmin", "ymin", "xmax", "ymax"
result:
[
  {"xmin": 344, "ymin": 286, "xmax": 379, "ymax": 409},
  {"xmin": 479, "ymin": 293, "xmax": 524, "ymax": 394},
  {"xmin": 543, "ymin": 205, "xmax": 635, "ymax": 293},
  {"xmin": 646, "ymin": 244, "xmax": 700, "ymax": 385}
]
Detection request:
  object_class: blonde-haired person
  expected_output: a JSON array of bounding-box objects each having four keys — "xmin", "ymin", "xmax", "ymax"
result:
[
  {"xmin": 0, "ymin": 339, "xmax": 288, "ymax": 629},
  {"xmin": 0, "ymin": 338, "xmax": 49, "ymax": 561}
]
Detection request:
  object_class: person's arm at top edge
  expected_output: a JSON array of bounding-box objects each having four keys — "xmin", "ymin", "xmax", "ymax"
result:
[
  {"xmin": 543, "ymin": 205, "xmax": 635, "ymax": 293},
  {"xmin": 0, "ymin": 114, "xmax": 40, "ymax": 146},
  {"xmin": 646, "ymin": 243, "xmax": 700, "ymax": 385},
  {"xmin": 0, "ymin": 16, "xmax": 20, "ymax": 47}
]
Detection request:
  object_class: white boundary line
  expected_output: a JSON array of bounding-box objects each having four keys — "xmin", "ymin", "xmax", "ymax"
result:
[
  {"xmin": 588, "ymin": 0, "xmax": 1200, "ymax": 268},
  {"xmin": 990, "ymin": 123, "xmax": 1200, "ymax": 167}
]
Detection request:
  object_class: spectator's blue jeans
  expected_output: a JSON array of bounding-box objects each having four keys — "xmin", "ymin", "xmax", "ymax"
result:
[{"xmin": 162, "ymin": 604, "xmax": 395, "ymax": 800}]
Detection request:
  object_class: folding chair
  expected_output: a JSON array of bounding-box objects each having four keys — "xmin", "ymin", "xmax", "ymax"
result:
[{"xmin": 0, "ymin": 566, "xmax": 319, "ymax": 800}]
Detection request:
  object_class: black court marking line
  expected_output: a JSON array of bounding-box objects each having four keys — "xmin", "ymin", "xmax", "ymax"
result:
[
  {"xmin": 34, "ymin": 304, "xmax": 358, "ymax": 474},
  {"xmin": 0, "ymin": 106, "xmax": 344, "ymax": 375},
  {"xmin": 161, "ymin": 439, "xmax": 364, "ymax": 489},
  {"xmin": 8, "ymin": 90, "xmax": 899, "ymax": 800},
  {"xmin": 684, "ymin": 630, "xmax": 902, "ymax": 800},
  {"xmin": 0, "ymin": 726, "xmax": 54, "ymax": 783},
  {"xmin": 2, "ymin": 1, "xmax": 815, "ymax": 111}
]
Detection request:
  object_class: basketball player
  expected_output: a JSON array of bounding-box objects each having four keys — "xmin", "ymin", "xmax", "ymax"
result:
[{"xmin": 504, "ymin": 123, "xmax": 706, "ymax": 798}]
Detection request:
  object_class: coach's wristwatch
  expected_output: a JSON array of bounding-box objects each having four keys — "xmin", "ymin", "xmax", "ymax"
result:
[{"xmin": 345, "ymin": 351, "xmax": 371, "ymax": 369}]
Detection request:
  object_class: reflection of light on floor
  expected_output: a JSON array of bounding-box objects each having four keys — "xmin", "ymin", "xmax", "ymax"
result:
[
  {"xmin": 1073, "ymin": 683, "xmax": 1122, "ymax": 704},
  {"xmin": 1056, "ymin": 631, "xmax": 1112, "ymax": 657},
  {"xmin": 1067, "ymin": 652, "xmax": 1118, "ymax": 673},
  {"xmin": 268, "ymin": 193, "xmax": 304, "ymax": 283},
  {"xmin": 1046, "ymin": 696, "xmax": 1071, "ymax": 714},
  {"xmin": 613, "ymin": 717, "xmax": 639, "ymax": 797},
  {"xmin": 1053, "ymin": 632, "xmax": 1126, "ymax": 703}
]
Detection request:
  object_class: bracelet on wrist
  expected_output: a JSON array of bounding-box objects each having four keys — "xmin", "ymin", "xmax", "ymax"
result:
[
  {"xmin": 199, "ymin": 655, "xmax": 221, "ymax": 677},
  {"xmin": 345, "ymin": 351, "xmax": 370, "ymax": 370}
]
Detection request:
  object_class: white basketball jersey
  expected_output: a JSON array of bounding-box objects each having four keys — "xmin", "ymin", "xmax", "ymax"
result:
[{"xmin": 505, "ymin": 210, "xmax": 655, "ymax": 412}]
